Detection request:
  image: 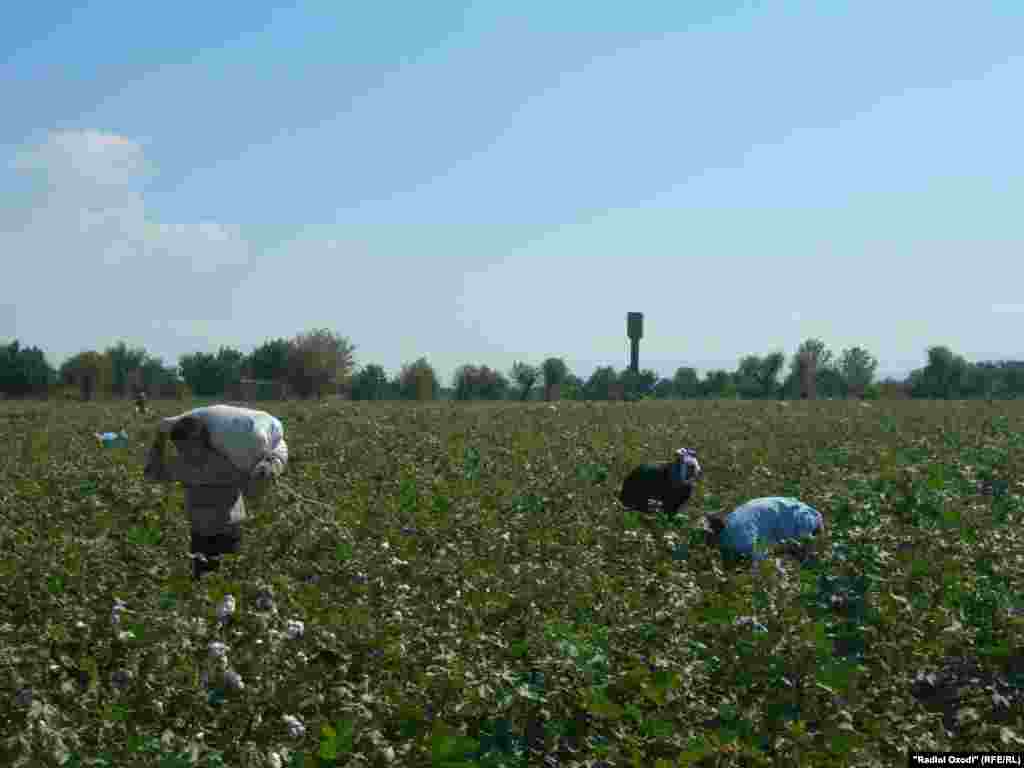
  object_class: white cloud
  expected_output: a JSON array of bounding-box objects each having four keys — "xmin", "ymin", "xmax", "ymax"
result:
[
  {"xmin": 9, "ymin": 130, "xmax": 249, "ymax": 271},
  {"xmin": 2, "ymin": 130, "xmax": 256, "ymax": 363},
  {"xmin": 13, "ymin": 130, "xmax": 148, "ymax": 187}
]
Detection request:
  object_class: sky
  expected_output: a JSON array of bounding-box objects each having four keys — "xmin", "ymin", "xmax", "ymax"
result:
[{"xmin": 2, "ymin": 1, "xmax": 1022, "ymax": 384}]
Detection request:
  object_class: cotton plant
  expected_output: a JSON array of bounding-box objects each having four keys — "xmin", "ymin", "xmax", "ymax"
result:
[
  {"xmin": 282, "ymin": 715, "xmax": 306, "ymax": 739},
  {"xmin": 216, "ymin": 595, "xmax": 236, "ymax": 625},
  {"xmin": 285, "ymin": 619, "xmax": 304, "ymax": 641},
  {"xmin": 110, "ymin": 598, "xmax": 136, "ymax": 642},
  {"xmin": 194, "ymin": 593, "xmax": 309, "ymax": 701},
  {"xmin": 734, "ymin": 615, "xmax": 769, "ymax": 633},
  {"xmin": 110, "ymin": 598, "xmax": 128, "ymax": 627}
]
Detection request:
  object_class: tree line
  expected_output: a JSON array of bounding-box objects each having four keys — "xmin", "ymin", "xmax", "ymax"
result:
[{"xmin": 1, "ymin": 332, "xmax": 1022, "ymax": 401}]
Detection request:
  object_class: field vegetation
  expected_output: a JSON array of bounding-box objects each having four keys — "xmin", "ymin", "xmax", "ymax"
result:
[{"xmin": 1, "ymin": 398, "xmax": 1023, "ymax": 767}]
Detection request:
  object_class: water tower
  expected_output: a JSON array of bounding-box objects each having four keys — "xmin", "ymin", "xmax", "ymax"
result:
[{"xmin": 627, "ymin": 312, "xmax": 643, "ymax": 374}]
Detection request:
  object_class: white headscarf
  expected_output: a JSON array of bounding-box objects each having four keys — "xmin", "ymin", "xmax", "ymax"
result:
[{"xmin": 675, "ymin": 447, "xmax": 702, "ymax": 483}]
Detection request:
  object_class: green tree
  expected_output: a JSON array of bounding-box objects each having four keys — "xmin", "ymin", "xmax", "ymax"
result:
[
  {"xmin": 248, "ymin": 338, "xmax": 292, "ymax": 381},
  {"xmin": 974, "ymin": 360, "xmax": 1024, "ymax": 398},
  {"xmin": 759, "ymin": 352, "xmax": 786, "ymax": 398},
  {"xmin": 104, "ymin": 341, "xmax": 148, "ymax": 397},
  {"xmin": 620, "ymin": 368, "xmax": 658, "ymax": 400},
  {"xmin": 734, "ymin": 353, "xmax": 785, "ymax": 398},
  {"xmin": 0, "ymin": 340, "xmax": 56, "ymax": 397},
  {"xmin": 509, "ymin": 362, "xmax": 539, "ymax": 401},
  {"xmin": 672, "ymin": 366, "xmax": 700, "ymax": 398},
  {"xmin": 540, "ymin": 357, "xmax": 569, "ymax": 401},
  {"xmin": 837, "ymin": 346, "xmax": 879, "ymax": 398},
  {"xmin": 60, "ymin": 350, "xmax": 113, "ymax": 400},
  {"xmin": 734, "ymin": 355, "xmax": 762, "ymax": 398},
  {"xmin": 454, "ymin": 364, "xmax": 509, "ymax": 400},
  {"xmin": 795, "ymin": 338, "xmax": 832, "ymax": 372},
  {"xmin": 351, "ymin": 364, "xmax": 390, "ymax": 401},
  {"xmin": 397, "ymin": 357, "xmax": 439, "ymax": 401},
  {"xmin": 178, "ymin": 351, "xmax": 223, "ymax": 396},
  {"xmin": 287, "ymin": 329, "xmax": 355, "ymax": 399},
  {"xmin": 817, "ymin": 367, "xmax": 848, "ymax": 398},
  {"xmin": 561, "ymin": 374, "xmax": 584, "ymax": 400},
  {"xmin": 701, "ymin": 369, "xmax": 735, "ymax": 398},
  {"xmin": 584, "ymin": 366, "xmax": 618, "ymax": 401},
  {"xmin": 138, "ymin": 356, "xmax": 178, "ymax": 395},
  {"xmin": 910, "ymin": 345, "xmax": 972, "ymax": 399},
  {"xmin": 784, "ymin": 338, "xmax": 835, "ymax": 399},
  {"xmin": 217, "ymin": 347, "xmax": 246, "ymax": 393},
  {"xmin": 652, "ymin": 378, "xmax": 675, "ymax": 398}
]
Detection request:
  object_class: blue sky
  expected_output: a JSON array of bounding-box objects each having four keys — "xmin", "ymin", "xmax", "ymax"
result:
[{"xmin": 2, "ymin": 1, "xmax": 1022, "ymax": 383}]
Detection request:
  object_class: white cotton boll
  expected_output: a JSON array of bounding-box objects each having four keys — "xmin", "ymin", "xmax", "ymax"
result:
[
  {"xmin": 223, "ymin": 669, "xmax": 245, "ymax": 692},
  {"xmin": 208, "ymin": 642, "xmax": 230, "ymax": 667},
  {"xmin": 266, "ymin": 753, "xmax": 283, "ymax": 768},
  {"xmin": 282, "ymin": 714, "xmax": 305, "ymax": 739},
  {"xmin": 734, "ymin": 615, "xmax": 768, "ymax": 633},
  {"xmin": 217, "ymin": 595, "xmax": 236, "ymax": 623},
  {"xmin": 285, "ymin": 620, "xmax": 304, "ymax": 641},
  {"xmin": 111, "ymin": 599, "xmax": 128, "ymax": 626}
]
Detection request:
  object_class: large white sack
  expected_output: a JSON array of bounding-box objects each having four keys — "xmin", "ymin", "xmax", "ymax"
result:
[
  {"xmin": 160, "ymin": 404, "xmax": 284, "ymax": 472},
  {"xmin": 719, "ymin": 497, "xmax": 824, "ymax": 560}
]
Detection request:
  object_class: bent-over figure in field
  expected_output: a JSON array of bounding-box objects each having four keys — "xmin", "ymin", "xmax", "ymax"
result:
[
  {"xmin": 704, "ymin": 496, "xmax": 825, "ymax": 562},
  {"xmin": 620, "ymin": 447, "xmax": 702, "ymax": 515},
  {"xmin": 143, "ymin": 415, "xmax": 287, "ymax": 580}
]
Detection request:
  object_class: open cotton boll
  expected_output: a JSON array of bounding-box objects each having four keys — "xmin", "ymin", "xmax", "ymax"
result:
[
  {"xmin": 282, "ymin": 715, "xmax": 305, "ymax": 739},
  {"xmin": 217, "ymin": 595, "xmax": 236, "ymax": 623},
  {"xmin": 718, "ymin": 497, "xmax": 824, "ymax": 561}
]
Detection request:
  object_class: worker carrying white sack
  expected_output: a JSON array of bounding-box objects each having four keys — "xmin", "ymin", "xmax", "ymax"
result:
[
  {"xmin": 144, "ymin": 405, "xmax": 288, "ymax": 581},
  {"xmin": 705, "ymin": 497, "xmax": 825, "ymax": 562}
]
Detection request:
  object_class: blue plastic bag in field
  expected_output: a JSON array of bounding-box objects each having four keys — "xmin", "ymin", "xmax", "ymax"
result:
[
  {"xmin": 95, "ymin": 430, "xmax": 129, "ymax": 448},
  {"xmin": 719, "ymin": 497, "xmax": 824, "ymax": 560}
]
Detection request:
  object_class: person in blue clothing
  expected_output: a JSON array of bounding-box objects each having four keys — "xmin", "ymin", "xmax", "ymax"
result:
[{"xmin": 705, "ymin": 496, "xmax": 825, "ymax": 562}]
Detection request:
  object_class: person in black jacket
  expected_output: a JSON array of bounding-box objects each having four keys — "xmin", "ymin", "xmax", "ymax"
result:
[{"xmin": 620, "ymin": 447, "xmax": 702, "ymax": 515}]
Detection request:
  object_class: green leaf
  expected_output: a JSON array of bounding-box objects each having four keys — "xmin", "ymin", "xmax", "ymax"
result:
[
  {"xmin": 509, "ymin": 640, "xmax": 529, "ymax": 658},
  {"xmin": 586, "ymin": 688, "xmax": 624, "ymax": 719},
  {"xmin": 318, "ymin": 725, "xmax": 337, "ymax": 761},
  {"xmin": 431, "ymin": 724, "xmax": 480, "ymax": 763},
  {"xmin": 336, "ymin": 719, "xmax": 355, "ymax": 754},
  {"xmin": 334, "ymin": 541, "xmax": 353, "ymax": 562}
]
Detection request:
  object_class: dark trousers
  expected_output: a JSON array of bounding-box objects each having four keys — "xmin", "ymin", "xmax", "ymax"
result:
[{"xmin": 191, "ymin": 528, "xmax": 242, "ymax": 580}]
